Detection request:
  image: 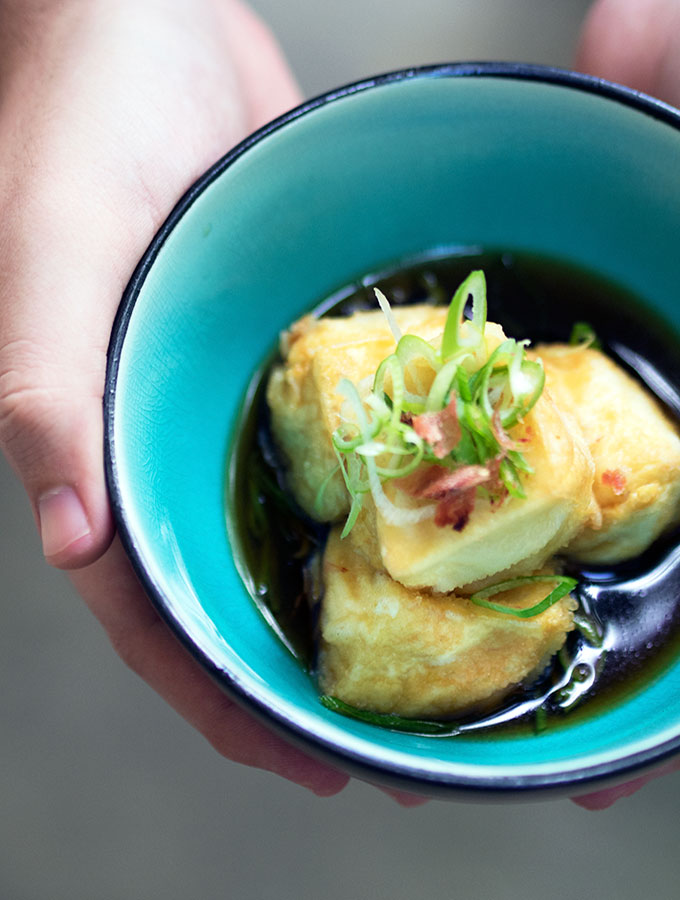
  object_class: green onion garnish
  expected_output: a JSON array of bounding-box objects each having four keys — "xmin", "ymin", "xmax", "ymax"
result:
[
  {"xmin": 319, "ymin": 695, "xmax": 460, "ymax": 735},
  {"xmin": 573, "ymin": 611, "xmax": 604, "ymax": 647},
  {"xmin": 534, "ymin": 704, "xmax": 548, "ymax": 735},
  {"xmin": 331, "ymin": 271, "xmax": 545, "ymax": 534},
  {"xmin": 441, "ymin": 269, "xmax": 487, "ymax": 359},
  {"xmin": 569, "ymin": 321, "xmax": 602, "ymax": 350},
  {"xmin": 469, "ymin": 575, "xmax": 578, "ymax": 618}
]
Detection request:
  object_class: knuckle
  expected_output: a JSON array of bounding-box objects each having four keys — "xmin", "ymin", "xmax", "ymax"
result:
[
  {"xmin": 0, "ymin": 340, "xmax": 59, "ymax": 449},
  {"xmin": 0, "ymin": 338, "xmax": 105, "ymax": 455}
]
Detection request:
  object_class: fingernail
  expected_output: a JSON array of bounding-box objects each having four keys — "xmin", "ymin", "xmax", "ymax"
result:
[
  {"xmin": 309, "ymin": 774, "xmax": 350, "ymax": 797},
  {"xmin": 38, "ymin": 486, "xmax": 91, "ymax": 560}
]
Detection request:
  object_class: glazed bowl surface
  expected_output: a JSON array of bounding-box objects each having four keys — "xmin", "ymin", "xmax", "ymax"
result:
[{"xmin": 106, "ymin": 63, "xmax": 680, "ymax": 799}]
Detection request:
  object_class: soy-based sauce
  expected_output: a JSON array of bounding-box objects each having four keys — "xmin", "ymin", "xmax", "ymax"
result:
[{"xmin": 230, "ymin": 250, "xmax": 680, "ymax": 737}]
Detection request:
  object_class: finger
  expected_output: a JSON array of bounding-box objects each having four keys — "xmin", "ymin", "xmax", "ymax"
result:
[
  {"xmin": 0, "ymin": 197, "xmax": 120, "ymax": 569},
  {"xmin": 224, "ymin": 0, "xmax": 304, "ymax": 129},
  {"xmin": 572, "ymin": 757, "xmax": 680, "ymax": 809},
  {"xmin": 379, "ymin": 788, "xmax": 430, "ymax": 807},
  {"xmin": 572, "ymin": 776, "xmax": 651, "ymax": 810},
  {"xmin": 69, "ymin": 537, "xmax": 349, "ymax": 796},
  {"xmin": 576, "ymin": 0, "xmax": 680, "ymax": 106},
  {"xmin": 0, "ymin": 0, "xmax": 301, "ymax": 572}
]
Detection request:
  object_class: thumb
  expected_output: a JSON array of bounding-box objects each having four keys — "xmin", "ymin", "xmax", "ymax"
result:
[
  {"xmin": 576, "ymin": 0, "xmax": 680, "ymax": 107},
  {"xmin": 0, "ymin": 197, "xmax": 119, "ymax": 570}
]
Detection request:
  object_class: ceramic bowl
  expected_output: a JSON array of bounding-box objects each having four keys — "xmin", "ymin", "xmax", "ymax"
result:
[{"xmin": 105, "ymin": 63, "xmax": 680, "ymax": 800}]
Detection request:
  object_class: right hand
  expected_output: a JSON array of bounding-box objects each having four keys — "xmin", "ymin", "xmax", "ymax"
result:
[
  {"xmin": 576, "ymin": 0, "xmax": 680, "ymax": 106},
  {"xmin": 572, "ymin": 0, "xmax": 680, "ymax": 809}
]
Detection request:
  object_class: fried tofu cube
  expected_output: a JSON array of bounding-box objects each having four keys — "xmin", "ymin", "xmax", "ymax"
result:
[
  {"xmin": 318, "ymin": 527, "xmax": 575, "ymax": 718},
  {"xmin": 266, "ymin": 304, "xmax": 505, "ymax": 521},
  {"xmin": 349, "ymin": 387, "xmax": 598, "ymax": 593},
  {"xmin": 537, "ymin": 344, "xmax": 680, "ymax": 563}
]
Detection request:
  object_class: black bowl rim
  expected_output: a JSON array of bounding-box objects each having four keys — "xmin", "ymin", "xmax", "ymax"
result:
[{"xmin": 105, "ymin": 61, "xmax": 680, "ymax": 799}]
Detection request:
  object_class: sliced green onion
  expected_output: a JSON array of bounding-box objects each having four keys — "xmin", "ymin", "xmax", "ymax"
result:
[
  {"xmin": 469, "ymin": 575, "xmax": 578, "ymax": 618},
  {"xmin": 450, "ymin": 424, "xmax": 479, "ymax": 465},
  {"xmin": 441, "ymin": 270, "xmax": 487, "ymax": 360},
  {"xmin": 506, "ymin": 448, "xmax": 533, "ymax": 474},
  {"xmin": 573, "ymin": 612, "xmax": 604, "ymax": 647},
  {"xmin": 372, "ymin": 355, "xmax": 404, "ymax": 429},
  {"xmin": 498, "ymin": 456, "xmax": 526, "ymax": 499},
  {"xmin": 337, "ymin": 377, "xmax": 372, "ymax": 437},
  {"xmin": 534, "ymin": 704, "xmax": 548, "ymax": 735},
  {"xmin": 333, "ymin": 377, "xmax": 383, "ymax": 450},
  {"xmin": 331, "ymin": 429, "xmax": 364, "ymax": 452},
  {"xmin": 313, "ymin": 463, "xmax": 342, "ymax": 514},
  {"xmin": 334, "ymin": 452, "xmax": 365, "ymax": 539},
  {"xmin": 373, "ymin": 431, "xmax": 425, "ymax": 480},
  {"xmin": 396, "ymin": 333, "xmax": 439, "ymax": 410},
  {"xmin": 424, "ymin": 355, "xmax": 465, "ymax": 411},
  {"xmin": 501, "ymin": 359, "xmax": 545, "ymax": 427},
  {"xmin": 395, "ymin": 333, "xmax": 438, "ymax": 370},
  {"xmin": 569, "ymin": 321, "xmax": 602, "ymax": 350},
  {"xmin": 460, "ymin": 401, "xmax": 497, "ymax": 457},
  {"xmin": 455, "ymin": 366, "xmax": 472, "ymax": 403},
  {"xmin": 365, "ymin": 453, "xmax": 436, "ymax": 525},
  {"xmin": 332, "ymin": 270, "xmax": 546, "ymax": 537},
  {"xmin": 508, "ymin": 339, "xmax": 530, "ymax": 401},
  {"xmin": 374, "ymin": 287, "xmax": 402, "ymax": 343},
  {"xmin": 355, "ymin": 440, "xmax": 393, "ymax": 458},
  {"xmin": 319, "ymin": 695, "xmax": 460, "ymax": 735}
]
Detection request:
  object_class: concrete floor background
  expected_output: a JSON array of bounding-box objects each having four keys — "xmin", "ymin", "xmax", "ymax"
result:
[{"xmin": 3, "ymin": 2, "xmax": 680, "ymax": 898}]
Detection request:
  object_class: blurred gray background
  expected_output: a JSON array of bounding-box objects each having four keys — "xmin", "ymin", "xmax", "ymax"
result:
[{"xmin": 3, "ymin": 2, "xmax": 680, "ymax": 898}]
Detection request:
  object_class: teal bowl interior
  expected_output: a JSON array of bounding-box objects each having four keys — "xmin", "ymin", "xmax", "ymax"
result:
[{"xmin": 106, "ymin": 64, "xmax": 680, "ymax": 798}]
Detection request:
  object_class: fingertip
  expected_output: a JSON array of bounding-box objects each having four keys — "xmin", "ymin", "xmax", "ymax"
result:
[
  {"xmin": 572, "ymin": 757, "xmax": 680, "ymax": 810},
  {"xmin": 275, "ymin": 748, "xmax": 350, "ymax": 797},
  {"xmin": 575, "ymin": 0, "xmax": 679, "ymax": 102},
  {"xmin": 225, "ymin": 0, "xmax": 303, "ymax": 129},
  {"xmin": 571, "ymin": 784, "xmax": 634, "ymax": 810},
  {"xmin": 38, "ymin": 484, "xmax": 114, "ymax": 569},
  {"xmin": 392, "ymin": 793, "xmax": 430, "ymax": 808},
  {"xmin": 308, "ymin": 772, "xmax": 351, "ymax": 798},
  {"xmin": 378, "ymin": 786, "xmax": 430, "ymax": 807}
]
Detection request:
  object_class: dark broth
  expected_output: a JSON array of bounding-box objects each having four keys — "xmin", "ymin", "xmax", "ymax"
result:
[{"xmin": 230, "ymin": 250, "xmax": 680, "ymax": 737}]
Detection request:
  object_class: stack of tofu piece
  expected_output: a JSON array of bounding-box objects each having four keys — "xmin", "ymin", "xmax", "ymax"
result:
[{"xmin": 266, "ymin": 305, "xmax": 680, "ymax": 717}]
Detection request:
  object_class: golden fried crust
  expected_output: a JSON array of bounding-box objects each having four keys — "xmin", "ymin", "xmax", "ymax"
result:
[
  {"xmin": 537, "ymin": 344, "xmax": 680, "ymax": 562},
  {"xmin": 350, "ymin": 386, "xmax": 598, "ymax": 593},
  {"xmin": 318, "ymin": 528, "xmax": 576, "ymax": 718},
  {"xmin": 266, "ymin": 304, "xmax": 504, "ymax": 521}
]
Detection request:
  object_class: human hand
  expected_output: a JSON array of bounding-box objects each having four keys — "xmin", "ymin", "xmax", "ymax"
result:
[
  {"xmin": 572, "ymin": 0, "xmax": 680, "ymax": 809},
  {"xmin": 576, "ymin": 0, "xmax": 680, "ymax": 107},
  {"xmin": 0, "ymin": 0, "xmax": 353, "ymax": 798}
]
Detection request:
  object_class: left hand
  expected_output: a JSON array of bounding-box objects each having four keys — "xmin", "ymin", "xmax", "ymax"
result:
[{"xmin": 0, "ymin": 0, "xmax": 350, "ymax": 798}]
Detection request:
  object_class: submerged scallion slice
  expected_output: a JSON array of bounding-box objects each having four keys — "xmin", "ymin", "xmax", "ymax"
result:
[
  {"xmin": 469, "ymin": 575, "xmax": 578, "ymax": 618},
  {"xmin": 319, "ymin": 695, "xmax": 460, "ymax": 735}
]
